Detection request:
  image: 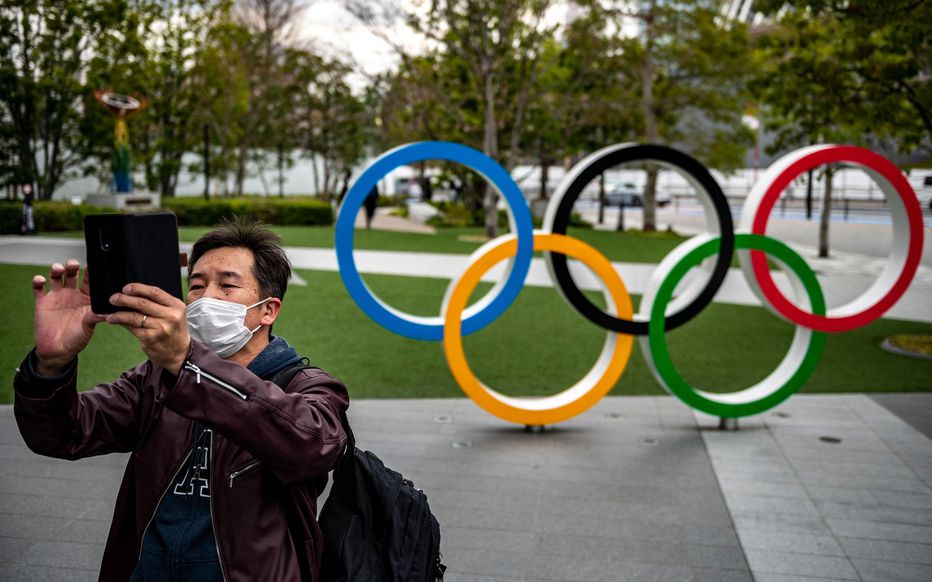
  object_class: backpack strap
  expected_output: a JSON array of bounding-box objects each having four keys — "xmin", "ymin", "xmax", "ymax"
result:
[{"xmin": 269, "ymin": 363, "xmax": 356, "ymax": 467}]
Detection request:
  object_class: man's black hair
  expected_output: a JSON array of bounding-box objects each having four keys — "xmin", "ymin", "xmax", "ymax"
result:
[{"xmin": 188, "ymin": 216, "xmax": 291, "ymax": 300}]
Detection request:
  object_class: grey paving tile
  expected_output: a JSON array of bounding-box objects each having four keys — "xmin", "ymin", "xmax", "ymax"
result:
[
  {"xmin": 737, "ymin": 529, "xmax": 845, "ymax": 556},
  {"xmin": 795, "ymin": 472, "xmax": 929, "ymax": 494},
  {"xmin": 826, "ymin": 517, "xmax": 932, "ymax": 544},
  {"xmin": 0, "ymin": 514, "xmax": 109, "ymax": 544},
  {"xmin": 531, "ymin": 533, "xmax": 690, "ymax": 566},
  {"xmin": 724, "ymin": 493, "xmax": 820, "ymax": 517},
  {"xmin": 433, "ymin": 505, "xmax": 538, "ymax": 532},
  {"xmin": 440, "ymin": 549, "xmax": 530, "ymax": 579},
  {"xmin": 686, "ymin": 544, "xmax": 748, "ymax": 570},
  {"xmin": 793, "ymin": 460, "xmax": 920, "ymax": 482},
  {"xmin": 693, "ymin": 568, "xmax": 753, "ymax": 582},
  {"xmin": 752, "ymin": 574, "xmax": 860, "ymax": 582},
  {"xmin": 0, "ymin": 563, "xmax": 98, "ymax": 582},
  {"xmin": 0, "ymin": 475, "xmax": 120, "ymax": 501},
  {"xmin": 523, "ymin": 552, "xmax": 695, "ymax": 582},
  {"xmin": 744, "ymin": 549, "xmax": 859, "ymax": 580},
  {"xmin": 0, "ymin": 493, "xmax": 113, "ymax": 521},
  {"xmin": 2, "ymin": 458, "xmax": 126, "ymax": 482},
  {"xmin": 816, "ymin": 500, "xmax": 932, "ymax": 526},
  {"xmin": 837, "ymin": 536, "xmax": 932, "ymax": 565},
  {"xmin": 0, "ymin": 536, "xmax": 35, "ymax": 567},
  {"xmin": 718, "ymin": 478, "xmax": 809, "ymax": 500},
  {"xmin": 443, "ymin": 574, "xmax": 529, "ymax": 582},
  {"xmin": 852, "ymin": 558, "xmax": 932, "ymax": 582},
  {"xmin": 730, "ymin": 511, "xmax": 833, "ymax": 536},
  {"xmin": 682, "ymin": 524, "xmax": 742, "ymax": 548},
  {"xmin": 18, "ymin": 540, "xmax": 104, "ymax": 570},
  {"xmin": 441, "ymin": 526, "xmax": 537, "ymax": 554}
]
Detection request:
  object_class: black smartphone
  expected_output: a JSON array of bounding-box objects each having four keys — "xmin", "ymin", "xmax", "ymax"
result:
[{"xmin": 84, "ymin": 212, "xmax": 183, "ymax": 314}]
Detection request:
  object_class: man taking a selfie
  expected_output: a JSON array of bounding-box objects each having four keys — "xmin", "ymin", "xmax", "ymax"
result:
[{"xmin": 13, "ymin": 217, "xmax": 348, "ymax": 581}]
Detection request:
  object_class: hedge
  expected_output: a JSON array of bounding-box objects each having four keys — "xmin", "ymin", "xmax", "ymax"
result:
[
  {"xmin": 0, "ymin": 200, "xmax": 116, "ymax": 234},
  {"xmin": 162, "ymin": 197, "xmax": 333, "ymax": 227},
  {"xmin": 425, "ymin": 201, "xmax": 590, "ymax": 229},
  {"xmin": 0, "ymin": 196, "xmax": 334, "ymax": 234}
]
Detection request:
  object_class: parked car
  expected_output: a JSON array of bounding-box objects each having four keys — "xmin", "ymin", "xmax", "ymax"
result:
[{"xmin": 604, "ymin": 182, "xmax": 671, "ymax": 207}]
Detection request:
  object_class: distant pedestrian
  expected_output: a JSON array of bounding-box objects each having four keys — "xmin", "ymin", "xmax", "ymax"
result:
[
  {"xmin": 364, "ymin": 185, "xmax": 379, "ymax": 229},
  {"xmin": 421, "ymin": 176, "xmax": 432, "ymax": 202},
  {"xmin": 21, "ymin": 183, "xmax": 35, "ymax": 235}
]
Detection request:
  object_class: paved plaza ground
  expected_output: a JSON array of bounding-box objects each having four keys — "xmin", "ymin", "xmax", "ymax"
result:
[{"xmin": 1, "ymin": 394, "xmax": 931, "ymax": 581}]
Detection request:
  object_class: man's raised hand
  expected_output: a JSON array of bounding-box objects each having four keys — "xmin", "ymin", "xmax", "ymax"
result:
[{"xmin": 33, "ymin": 260, "xmax": 106, "ymax": 376}]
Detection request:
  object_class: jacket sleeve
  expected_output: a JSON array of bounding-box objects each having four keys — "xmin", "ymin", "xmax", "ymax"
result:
[
  {"xmin": 13, "ymin": 349, "xmax": 152, "ymax": 460},
  {"xmin": 157, "ymin": 341, "xmax": 349, "ymax": 485}
]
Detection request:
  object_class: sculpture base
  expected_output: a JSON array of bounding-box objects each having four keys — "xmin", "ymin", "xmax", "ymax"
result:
[{"xmin": 85, "ymin": 192, "xmax": 161, "ymax": 211}]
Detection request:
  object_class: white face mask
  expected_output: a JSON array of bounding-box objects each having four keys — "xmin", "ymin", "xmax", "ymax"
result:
[{"xmin": 186, "ymin": 297, "xmax": 270, "ymax": 358}]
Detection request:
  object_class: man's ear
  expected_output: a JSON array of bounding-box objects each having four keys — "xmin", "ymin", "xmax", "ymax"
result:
[{"xmin": 261, "ymin": 297, "xmax": 283, "ymax": 327}]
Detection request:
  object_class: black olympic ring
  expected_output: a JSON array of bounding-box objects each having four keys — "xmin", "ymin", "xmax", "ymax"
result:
[{"xmin": 544, "ymin": 143, "xmax": 735, "ymax": 335}]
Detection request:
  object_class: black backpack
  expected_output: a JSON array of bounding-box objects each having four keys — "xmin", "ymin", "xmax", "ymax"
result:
[{"xmin": 272, "ymin": 365, "xmax": 447, "ymax": 582}]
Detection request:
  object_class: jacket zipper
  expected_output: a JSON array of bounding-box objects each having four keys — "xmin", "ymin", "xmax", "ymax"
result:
[
  {"xmin": 209, "ymin": 434, "xmax": 230, "ymax": 582},
  {"xmin": 184, "ymin": 362, "xmax": 249, "ymax": 400},
  {"xmin": 137, "ymin": 452, "xmax": 191, "ymax": 562},
  {"xmin": 228, "ymin": 460, "xmax": 262, "ymax": 488}
]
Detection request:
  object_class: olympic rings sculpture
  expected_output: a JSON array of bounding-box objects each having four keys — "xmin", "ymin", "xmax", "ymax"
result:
[{"xmin": 336, "ymin": 142, "xmax": 925, "ymax": 425}]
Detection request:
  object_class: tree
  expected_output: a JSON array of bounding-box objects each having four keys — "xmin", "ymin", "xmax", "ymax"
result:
[
  {"xmin": 145, "ymin": 0, "xmax": 228, "ymax": 197},
  {"xmin": 230, "ymin": 0, "xmax": 304, "ymax": 196},
  {"xmin": 349, "ymin": 0, "xmax": 553, "ymax": 238},
  {"xmin": 748, "ymin": 3, "xmax": 917, "ymax": 257},
  {"xmin": 188, "ymin": 17, "xmax": 252, "ymax": 196},
  {"xmin": 756, "ymin": 0, "xmax": 931, "ymax": 154},
  {"xmin": 597, "ymin": 0, "xmax": 755, "ymax": 231},
  {"xmin": 288, "ymin": 52, "xmax": 374, "ymax": 198},
  {"xmin": 520, "ymin": 14, "xmax": 639, "ymax": 214},
  {"xmin": 0, "ymin": 0, "xmax": 129, "ymax": 199}
]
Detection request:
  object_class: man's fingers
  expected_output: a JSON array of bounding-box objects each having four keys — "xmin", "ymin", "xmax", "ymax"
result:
[
  {"xmin": 48, "ymin": 263, "xmax": 65, "ymax": 291},
  {"xmin": 32, "ymin": 275, "xmax": 46, "ymax": 300},
  {"xmin": 109, "ymin": 292, "xmax": 170, "ymax": 318},
  {"xmin": 119, "ymin": 283, "xmax": 181, "ymax": 308},
  {"xmin": 64, "ymin": 259, "xmax": 80, "ymax": 289},
  {"xmin": 106, "ymin": 311, "xmax": 148, "ymax": 329}
]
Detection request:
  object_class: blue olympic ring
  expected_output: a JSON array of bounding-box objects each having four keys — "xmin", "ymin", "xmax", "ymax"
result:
[{"xmin": 335, "ymin": 141, "xmax": 535, "ymax": 341}]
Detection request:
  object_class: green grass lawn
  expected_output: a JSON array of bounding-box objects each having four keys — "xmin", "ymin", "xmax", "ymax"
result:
[{"xmin": 2, "ymin": 262, "xmax": 929, "ymax": 404}]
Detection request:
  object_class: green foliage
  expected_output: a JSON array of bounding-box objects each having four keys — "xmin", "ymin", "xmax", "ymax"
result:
[
  {"xmin": 162, "ymin": 197, "xmax": 333, "ymax": 226},
  {"xmin": 0, "ymin": 200, "xmax": 115, "ymax": 234},
  {"xmin": 424, "ymin": 201, "xmax": 591, "ymax": 229},
  {"xmin": 0, "ymin": 0, "xmax": 129, "ymax": 199},
  {"xmin": 0, "ymin": 197, "xmax": 332, "ymax": 234},
  {"xmin": 0, "ymin": 201, "xmax": 22, "ymax": 233},
  {"xmin": 753, "ymin": 0, "xmax": 931, "ymax": 154}
]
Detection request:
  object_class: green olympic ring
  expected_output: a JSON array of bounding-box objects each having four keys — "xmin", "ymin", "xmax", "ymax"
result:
[{"xmin": 641, "ymin": 233, "xmax": 827, "ymax": 418}]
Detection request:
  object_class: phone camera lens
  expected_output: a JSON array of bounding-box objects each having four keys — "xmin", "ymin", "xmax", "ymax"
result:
[{"xmin": 99, "ymin": 226, "xmax": 112, "ymax": 252}]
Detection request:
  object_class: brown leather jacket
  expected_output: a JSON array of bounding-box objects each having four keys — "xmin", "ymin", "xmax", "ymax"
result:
[{"xmin": 13, "ymin": 341, "xmax": 349, "ymax": 582}]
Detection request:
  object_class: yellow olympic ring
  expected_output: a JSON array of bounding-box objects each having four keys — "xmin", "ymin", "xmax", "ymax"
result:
[{"xmin": 442, "ymin": 232, "xmax": 634, "ymax": 425}]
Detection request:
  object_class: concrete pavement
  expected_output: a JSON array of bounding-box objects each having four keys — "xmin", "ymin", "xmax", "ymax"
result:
[{"xmin": 2, "ymin": 393, "xmax": 931, "ymax": 581}]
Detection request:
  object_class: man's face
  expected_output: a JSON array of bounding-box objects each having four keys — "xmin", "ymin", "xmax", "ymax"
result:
[{"xmin": 187, "ymin": 247, "xmax": 266, "ymax": 330}]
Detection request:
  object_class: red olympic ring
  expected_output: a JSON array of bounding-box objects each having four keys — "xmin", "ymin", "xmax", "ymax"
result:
[{"xmin": 747, "ymin": 145, "xmax": 925, "ymax": 333}]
